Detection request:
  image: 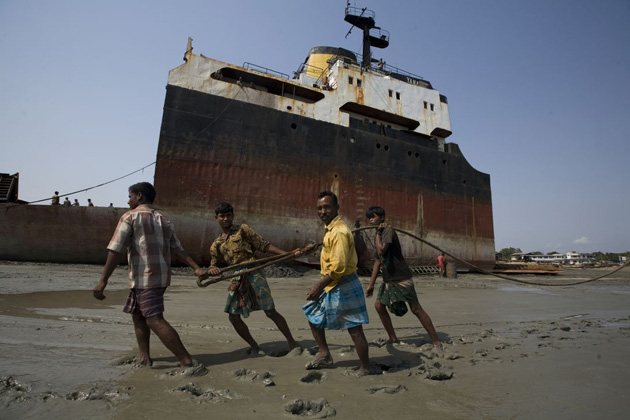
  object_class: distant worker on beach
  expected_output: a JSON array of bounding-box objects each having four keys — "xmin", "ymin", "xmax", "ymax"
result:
[
  {"xmin": 88, "ymin": 198, "xmax": 94, "ymax": 207},
  {"xmin": 51, "ymin": 191, "xmax": 60, "ymax": 205},
  {"xmin": 207, "ymin": 202, "xmax": 300, "ymax": 355},
  {"xmin": 63, "ymin": 197, "xmax": 71, "ymax": 206},
  {"xmin": 302, "ymin": 191, "xmax": 371, "ymax": 374},
  {"xmin": 437, "ymin": 252, "xmax": 447, "ymax": 278},
  {"xmin": 73, "ymin": 199, "xmax": 80, "ymax": 207},
  {"xmin": 93, "ymin": 182, "xmax": 207, "ymax": 374},
  {"xmin": 365, "ymin": 206, "xmax": 441, "ymax": 347}
]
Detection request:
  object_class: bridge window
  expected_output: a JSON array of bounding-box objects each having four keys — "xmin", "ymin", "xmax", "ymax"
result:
[
  {"xmin": 396, "ymin": 92, "xmax": 400, "ymax": 100},
  {"xmin": 349, "ymin": 76, "xmax": 354, "ymax": 85},
  {"xmin": 389, "ymin": 89, "xmax": 393, "ymax": 97},
  {"xmin": 357, "ymin": 79, "xmax": 362, "ymax": 87}
]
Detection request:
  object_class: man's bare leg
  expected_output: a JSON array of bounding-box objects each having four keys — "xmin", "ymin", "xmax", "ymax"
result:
[
  {"xmin": 308, "ymin": 322, "xmax": 331, "ymax": 361},
  {"xmin": 228, "ymin": 313, "xmax": 263, "ymax": 352},
  {"xmin": 131, "ymin": 313, "xmax": 152, "ymax": 365},
  {"xmin": 348, "ymin": 325, "xmax": 370, "ymax": 373},
  {"xmin": 145, "ymin": 313, "xmax": 193, "ymax": 368},
  {"xmin": 265, "ymin": 309, "xmax": 298, "ymax": 350},
  {"xmin": 374, "ymin": 299, "xmax": 399, "ymax": 344},
  {"xmin": 409, "ymin": 301, "xmax": 442, "ymax": 346}
]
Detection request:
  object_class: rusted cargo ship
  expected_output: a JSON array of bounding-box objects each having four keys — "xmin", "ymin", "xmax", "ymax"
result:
[
  {"xmin": 153, "ymin": 5, "xmax": 495, "ymax": 269},
  {"xmin": 0, "ymin": 6, "xmax": 495, "ymax": 269}
]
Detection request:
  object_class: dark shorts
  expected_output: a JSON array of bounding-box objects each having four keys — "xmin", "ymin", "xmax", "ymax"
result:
[{"xmin": 123, "ymin": 287, "xmax": 166, "ymax": 318}]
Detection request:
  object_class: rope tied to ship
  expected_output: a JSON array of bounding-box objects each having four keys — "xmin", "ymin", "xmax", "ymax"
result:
[
  {"xmin": 195, "ymin": 226, "xmax": 627, "ymax": 289},
  {"xmin": 352, "ymin": 226, "xmax": 629, "ymax": 286}
]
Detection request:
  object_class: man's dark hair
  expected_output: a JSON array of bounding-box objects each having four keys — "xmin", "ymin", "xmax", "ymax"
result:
[
  {"xmin": 129, "ymin": 182, "xmax": 156, "ymax": 203},
  {"xmin": 366, "ymin": 206, "xmax": 385, "ymax": 219},
  {"xmin": 317, "ymin": 191, "xmax": 338, "ymax": 206},
  {"xmin": 215, "ymin": 202, "xmax": 234, "ymax": 215}
]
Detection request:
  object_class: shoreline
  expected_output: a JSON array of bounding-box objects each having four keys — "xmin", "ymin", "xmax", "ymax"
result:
[{"xmin": 1, "ymin": 262, "xmax": 629, "ymax": 419}]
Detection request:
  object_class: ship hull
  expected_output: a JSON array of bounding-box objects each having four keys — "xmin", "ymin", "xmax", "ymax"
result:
[{"xmin": 154, "ymin": 85, "xmax": 495, "ymax": 269}]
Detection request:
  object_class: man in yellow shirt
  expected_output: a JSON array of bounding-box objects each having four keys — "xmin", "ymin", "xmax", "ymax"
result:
[{"xmin": 303, "ymin": 191, "xmax": 370, "ymax": 375}]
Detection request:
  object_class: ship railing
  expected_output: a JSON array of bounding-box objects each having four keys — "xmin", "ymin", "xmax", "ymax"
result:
[
  {"xmin": 345, "ymin": 5, "xmax": 376, "ymax": 22},
  {"xmin": 370, "ymin": 27, "xmax": 390, "ymax": 39},
  {"xmin": 354, "ymin": 52, "xmax": 425, "ymax": 81},
  {"xmin": 242, "ymin": 62, "xmax": 289, "ymax": 80},
  {"xmin": 294, "ymin": 63, "xmax": 325, "ymax": 79}
]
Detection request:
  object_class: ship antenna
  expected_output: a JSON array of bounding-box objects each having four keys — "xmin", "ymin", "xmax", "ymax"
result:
[{"xmin": 344, "ymin": 5, "xmax": 389, "ymax": 70}]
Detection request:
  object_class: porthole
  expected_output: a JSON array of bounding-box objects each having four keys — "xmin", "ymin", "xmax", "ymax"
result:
[
  {"xmin": 384, "ymin": 145, "xmax": 389, "ymax": 151},
  {"xmin": 376, "ymin": 143, "xmax": 381, "ymax": 149},
  {"xmin": 463, "ymin": 180, "xmax": 467, "ymax": 184},
  {"xmin": 408, "ymin": 151, "xmax": 412, "ymax": 157},
  {"xmin": 287, "ymin": 106, "xmax": 292, "ymax": 111},
  {"xmin": 442, "ymin": 159, "xmax": 447, "ymax": 165},
  {"xmin": 415, "ymin": 152, "xmax": 420, "ymax": 158},
  {"xmin": 291, "ymin": 123, "xmax": 297, "ymax": 129},
  {"xmin": 350, "ymin": 137, "xmax": 355, "ymax": 143}
]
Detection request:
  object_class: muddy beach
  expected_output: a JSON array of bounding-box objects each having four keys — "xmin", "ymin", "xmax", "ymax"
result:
[{"xmin": 1, "ymin": 262, "xmax": 629, "ymax": 419}]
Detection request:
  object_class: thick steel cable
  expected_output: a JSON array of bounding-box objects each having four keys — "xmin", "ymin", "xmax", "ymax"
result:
[{"xmin": 353, "ymin": 226, "xmax": 628, "ymax": 286}]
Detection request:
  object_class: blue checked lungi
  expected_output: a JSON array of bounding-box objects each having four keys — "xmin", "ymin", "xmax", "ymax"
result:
[{"xmin": 302, "ymin": 272, "xmax": 369, "ymax": 330}]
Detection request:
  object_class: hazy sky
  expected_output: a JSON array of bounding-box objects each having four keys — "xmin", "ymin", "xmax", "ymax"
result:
[{"xmin": 1, "ymin": 0, "xmax": 628, "ymax": 254}]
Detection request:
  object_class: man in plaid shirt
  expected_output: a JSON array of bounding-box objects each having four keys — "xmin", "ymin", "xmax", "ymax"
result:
[{"xmin": 93, "ymin": 182, "xmax": 206, "ymax": 374}]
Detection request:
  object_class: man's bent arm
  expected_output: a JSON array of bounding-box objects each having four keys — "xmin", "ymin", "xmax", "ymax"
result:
[
  {"xmin": 93, "ymin": 250, "xmax": 125, "ymax": 300},
  {"xmin": 306, "ymin": 275, "xmax": 334, "ymax": 300},
  {"xmin": 173, "ymin": 249, "xmax": 207, "ymax": 278}
]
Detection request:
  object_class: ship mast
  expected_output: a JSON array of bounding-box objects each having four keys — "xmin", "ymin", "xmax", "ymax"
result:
[{"xmin": 344, "ymin": 3, "xmax": 389, "ymax": 70}]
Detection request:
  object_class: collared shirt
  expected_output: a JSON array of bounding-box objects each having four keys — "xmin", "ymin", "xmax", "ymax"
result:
[
  {"xmin": 107, "ymin": 204, "xmax": 184, "ymax": 289},
  {"xmin": 210, "ymin": 224, "xmax": 269, "ymax": 267},
  {"xmin": 320, "ymin": 215, "xmax": 358, "ymax": 292}
]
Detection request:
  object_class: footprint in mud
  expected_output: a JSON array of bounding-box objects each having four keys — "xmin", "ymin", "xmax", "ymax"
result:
[
  {"xmin": 366, "ymin": 385, "xmax": 408, "ymax": 394},
  {"xmin": 160, "ymin": 360, "xmax": 208, "ymax": 378},
  {"xmin": 300, "ymin": 371, "xmax": 325, "ymax": 384},
  {"xmin": 63, "ymin": 386, "xmax": 131, "ymax": 402},
  {"xmin": 374, "ymin": 359, "xmax": 410, "ymax": 373},
  {"xmin": 267, "ymin": 346, "xmax": 304, "ymax": 358},
  {"xmin": 172, "ymin": 382, "xmax": 239, "ymax": 402},
  {"xmin": 342, "ymin": 363, "xmax": 384, "ymax": 378},
  {"xmin": 284, "ymin": 398, "xmax": 336, "ymax": 418},
  {"xmin": 1, "ymin": 376, "xmax": 31, "ymax": 394},
  {"xmin": 234, "ymin": 368, "xmax": 275, "ymax": 386},
  {"xmin": 414, "ymin": 361, "xmax": 453, "ymax": 381},
  {"xmin": 112, "ymin": 355, "xmax": 153, "ymax": 368}
]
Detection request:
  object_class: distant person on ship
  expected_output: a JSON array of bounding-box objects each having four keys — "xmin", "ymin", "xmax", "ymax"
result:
[
  {"xmin": 88, "ymin": 198, "xmax": 94, "ymax": 207},
  {"xmin": 93, "ymin": 182, "xmax": 207, "ymax": 374},
  {"xmin": 302, "ymin": 191, "xmax": 371, "ymax": 375},
  {"xmin": 73, "ymin": 199, "xmax": 80, "ymax": 206},
  {"xmin": 63, "ymin": 197, "xmax": 71, "ymax": 206},
  {"xmin": 207, "ymin": 202, "xmax": 300, "ymax": 355},
  {"xmin": 51, "ymin": 191, "xmax": 60, "ymax": 205},
  {"xmin": 365, "ymin": 206, "xmax": 441, "ymax": 347}
]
